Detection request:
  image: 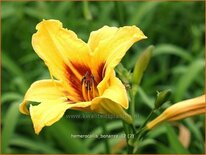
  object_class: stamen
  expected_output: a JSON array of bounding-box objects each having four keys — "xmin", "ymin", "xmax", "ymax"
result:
[
  {"xmin": 82, "ymin": 81, "xmax": 88, "ymax": 101},
  {"xmin": 81, "ymin": 72, "xmax": 96, "ymax": 101},
  {"xmin": 92, "ymin": 81, "xmax": 96, "ymax": 98},
  {"xmin": 87, "ymin": 90, "xmax": 92, "ymax": 101}
]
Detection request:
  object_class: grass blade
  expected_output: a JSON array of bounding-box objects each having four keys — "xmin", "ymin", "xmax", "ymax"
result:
[
  {"xmin": 47, "ymin": 117, "xmax": 88, "ymax": 153},
  {"xmin": 166, "ymin": 124, "xmax": 190, "ymax": 154},
  {"xmin": 1, "ymin": 102, "xmax": 20, "ymax": 153},
  {"xmin": 153, "ymin": 44, "xmax": 193, "ymax": 62},
  {"xmin": 10, "ymin": 135, "xmax": 62, "ymax": 153},
  {"xmin": 174, "ymin": 59, "xmax": 204, "ymax": 101}
]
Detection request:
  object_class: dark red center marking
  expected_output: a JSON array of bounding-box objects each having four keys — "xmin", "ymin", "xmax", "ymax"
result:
[{"xmin": 64, "ymin": 61, "xmax": 106, "ymax": 102}]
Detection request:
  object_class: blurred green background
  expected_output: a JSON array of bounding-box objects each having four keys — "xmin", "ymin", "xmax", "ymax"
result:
[{"xmin": 1, "ymin": 1, "xmax": 205, "ymax": 154}]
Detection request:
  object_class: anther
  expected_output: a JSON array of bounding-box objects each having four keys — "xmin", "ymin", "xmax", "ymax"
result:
[{"xmin": 81, "ymin": 72, "xmax": 95, "ymax": 101}]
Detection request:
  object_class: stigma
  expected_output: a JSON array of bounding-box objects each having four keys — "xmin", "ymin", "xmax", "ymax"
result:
[{"xmin": 81, "ymin": 72, "xmax": 97, "ymax": 101}]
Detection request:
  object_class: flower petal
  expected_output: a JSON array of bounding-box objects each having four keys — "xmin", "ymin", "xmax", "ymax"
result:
[
  {"xmin": 19, "ymin": 79, "xmax": 73, "ymax": 115},
  {"xmin": 168, "ymin": 108, "xmax": 205, "ymax": 121},
  {"xmin": 162, "ymin": 95, "xmax": 205, "ymax": 119},
  {"xmin": 90, "ymin": 75, "xmax": 131, "ymax": 123},
  {"xmin": 32, "ymin": 19, "xmax": 91, "ymax": 100},
  {"xmin": 91, "ymin": 98, "xmax": 132, "ymax": 124},
  {"xmin": 88, "ymin": 26, "xmax": 118, "ymax": 52},
  {"xmin": 88, "ymin": 26, "xmax": 147, "ymax": 94},
  {"xmin": 30, "ymin": 99, "xmax": 91, "ymax": 134},
  {"xmin": 97, "ymin": 74, "xmax": 128, "ymax": 109}
]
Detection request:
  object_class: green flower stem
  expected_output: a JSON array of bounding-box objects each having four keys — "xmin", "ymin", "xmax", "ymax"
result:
[
  {"xmin": 122, "ymin": 86, "xmax": 138, "ymax": 154},
  {"xmin": 124, "ymin": 102, "xmax": 155, "ymax": 153},
  {"xmin": 134, "ymin": 109, "xmax": 155, "ymax": 143},
  {"xmin": 139, "ymin": 109, "xmax": 155, "ymax": 130},
  {"xmin": 129, "ymin": 88, "xmax": 135, "ymax": 124},
  {"xmin": 122, "ymin": 122, "xmax": 134, "ymax": 153}
]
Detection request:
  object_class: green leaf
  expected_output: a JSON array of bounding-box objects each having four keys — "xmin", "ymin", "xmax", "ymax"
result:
[
  {"xmin": 128, "ymin": 2, "xmax": 160, "ymax": 25},
  {"xmin": 135, "ymin": 139, "xmax": 156, "ymax": 153},
  {"xmin": 83, "ymin": 1, "xmax": 92, "ymax": 20},
  {"xmin": 166, "ymin": 124, "xmax": 189, "ymax": 154},
  {"xmin": 175, "ymin": 59, "xmax": 204, "ymax": 100},
  {"xmin": 153, "ymin": 44, "xmax": 193, "ymax": 62},
  {"xmin": 147, "ymin": 125, "xmax": 166, "ymax": 139},
  {"xmin": 157, "ymin": 143, "xmax": 173, "ymax": 154},
  {"xmin": 54, "ymin": 2, "xmax": 73, "ymax": 17},
  {"xmin": 10, "ymin": 135, "xmax": 62, "ymax": 153},
  {"xmin": 184, "ymin": 118, "xmax": 204, "ymax": 143},
  {"xmin": 138, "ymin": 87, "xmax": 154, "ymax": 109},
  {"xmin": 2, "ymin": 102, "xmax": 20, "ymax": 153},
  {"xmin": 2, "ymin": 52, "xmax": 29, "ymax": 92},
  {"xmin": 47, "ymin": 118, "xmax": 88, "ymax": 153},
  {"xmin": 85, "ymin": 121, "xmax": 122, "ymax": 147},
  {"xmin": 19, "ymin": 53, "xmax": 39, "ymax": 65},
  {"xmin": 90, "ymin": 131, "xmax": 125, "ymax": 154},
  {"xmin": 1, "ymin": 92, "xmax": 22, "ymax": 105},
  {"xmin": 2, "ymin": 52, "xmax": 24, "ymax": 77}
]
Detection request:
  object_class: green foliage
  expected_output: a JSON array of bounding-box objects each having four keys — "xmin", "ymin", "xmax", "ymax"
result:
[
  {"xmin": 2, "ymin": 102, "xmax": 19, "ymax": 153},
  {"xmin": 1, "ymin": 1, "xmax": 205, "ymax": 154},
  {"xmin": 165, "ymin": 124, "xmax": 189, "ymax": 154}
]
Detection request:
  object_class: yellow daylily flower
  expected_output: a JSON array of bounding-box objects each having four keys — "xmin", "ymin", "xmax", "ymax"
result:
[
  {"xmin": 19, "ymin": 19, "xmax": 147, "ymax": 134},
  {"xmin": 147, "ymin": 95, "xmax": 206, "ymax": 130}
]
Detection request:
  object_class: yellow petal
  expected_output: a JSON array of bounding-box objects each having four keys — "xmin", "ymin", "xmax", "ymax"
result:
[
  {"xmin": 19, "ymin": 80, "xmax": 72, "ymax": 115},
  {"xmin": 91, "ymin": 98, "xmax": 132, "ymax": 124},
  {"xmin": 32, "ymin": 19, "xmax": 91, "ymax": 100},
  {"xmin": 168, "ymin": 108, "xmax": 205, "ymax": 121},
  {"xmin": 88, "ymin": 26, "xmax": 118, "ymax": 51},
  {"xmin": 98, "ymin": 74, "xmax": 128, "ymax": 109},
  {"xmin": 161, "ymin": 95, "xmax": 205, "ymax": 119},
  {"xmin": 146, "ymin": 114, "xmax": 165, "ymax": 130},
  {"xmin": 30, "ymin": 99, "xmax": 91, "ymax": 134},
  {"xmin": 88, "ymin": 26, "xmax": 147, "ymax": 94},
  {"xmin": 90, "ymin": 75, "xmax": 131, "ymax": 123}
]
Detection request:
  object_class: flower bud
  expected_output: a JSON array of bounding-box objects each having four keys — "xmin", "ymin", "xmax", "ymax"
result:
[
  {"xmin": 116, "ymin": 63, "xmax": 131, "ymax": 85},
  {"xmin": 147, "ymin": 95, "xmax": 205, "ymax": 130},
  {"xmin": 132, "ymin": 45, "xmax": 153, "ymax": 85},
  {"xmin": 154, "ymin": 89, "xmax": 172, "ymax": 109}
]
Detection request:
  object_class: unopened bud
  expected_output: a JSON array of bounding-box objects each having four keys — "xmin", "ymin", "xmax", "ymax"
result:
[
  {"xmin": 154, "ymin": 89, "xmax": 172, "ymax": 109},
  {"xmin": 132, "ymin": 45, "xmax": 153, "ymax": 85},
  {"xmin": 147, "ymin": 95, "xmax": 205, "ymax": 130},
  {"xmin": 116, "ymin": 63, "xmax": 131, "ymax": 84}
]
